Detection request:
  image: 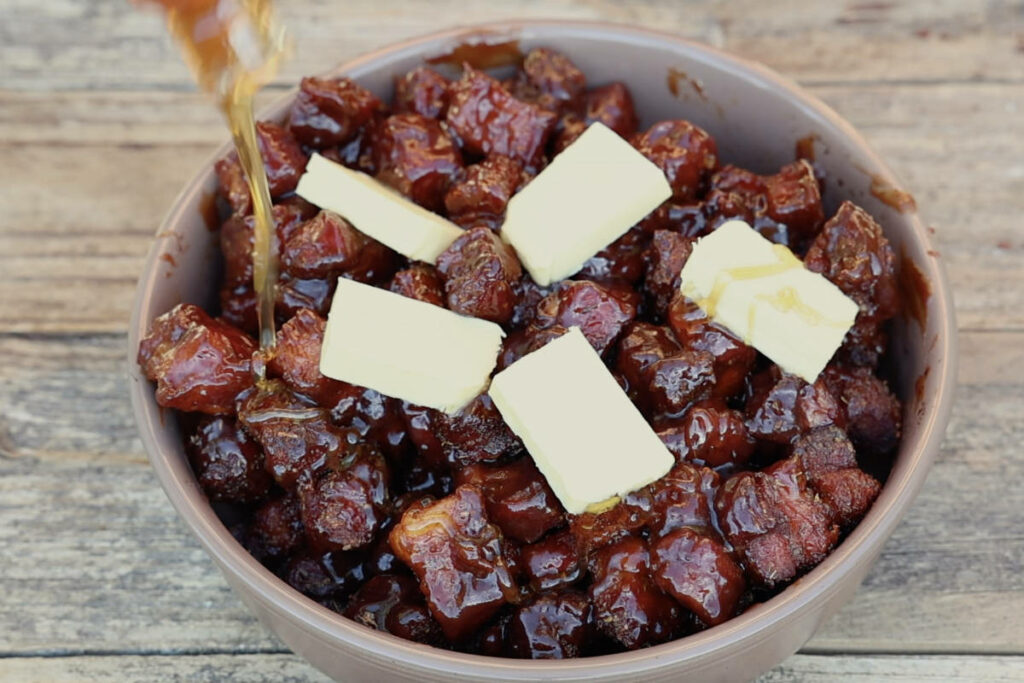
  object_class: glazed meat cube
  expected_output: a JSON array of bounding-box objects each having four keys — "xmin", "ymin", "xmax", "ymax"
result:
[
  {"xmin": 788, "ymin": 425, "xmax": 881, "ymax": 528},
  {"xmin": 574, "ymin": 227, "xmax": 649, "ymax": 286},
  {"xmin": 220, "ymin": 201, "xmax": 313, "ymax": 288},
  {"xmin": 496, "ymin": 325, "xmax": 570, "ymax": 372},
  {"xmin": 275, "ymin": 275, "xmax": 336, "ymax": 319},
  {"xmin": 214, "ymin": 122, "xmax": 309, "ymax": 215},
  {"xmin": 388, "ymin": 264, "xmax": 445, "ymax": 307},
  {"xmin": 393, "ymin": 66, "xmax": 451, "ymax": 119},
  {"xmin": 649, "ymin": 527, "xmax": 745, "ymax": 626},
  {"xmin": 454, "ymin": 457, "xmax": 565, "ymax": 543},
  {"xmin": 667, "ymin": 293, "xmax": 756, "ymax": 399},
  {"xmin": 298, "ymin": 443, "xmax": 390, "ymax": 552},
  {"xmin": 520, "ymin": 529, "xmax": 583, "ymax": 592},
  {"xmin": 520, "ymin": 47, "xmax": 587, "ymax": 113},
  {"xmin": 643, "ymin": 230, "xmax": 694, "ymax": 317},
  {"xmin": 633, "ymin": 120, "xmax": 718, "ymax": 201},
  {"xmin": 585, "ymin": 82, "xmax": 639, "ymax": 138},
  {"xmin": 443, "ymin": 155, "xmax": 526, "ymax": 229},
  {"xmin": 434, "ymin": 392, "xmax": 523, "ymax": 467},
  {"xmin": 446, "ymin": 66, "xmax": 558, "ymax": 169},
  {"xmin": 745, "ymin": 367, "xmax": 845, "ymax": 445},
  {"xmin": 715, "ymin": 467, "xmax": 839, "ymax": 587},
  {"xmin": 388, "ymin": 486, "xmax": 519, "ymax": 642},
  {"xmin": 284, "ymin": 550, "xmax": 366, "ymax": 602},
  {"xmin": 654, "ymin": 399, "xmax": 754, "ymax": 469},
  {"xmin": 219, "ymin": 284, "xmax": 259, "ymax": 335},
  {"xmin": 269, "ymin": 308, "xmax": 359, "ymax": 409},
  {"xmin": 436, "ymin": 226, "xmax": 523, "ymax": 324},
  {"xmin": 398, "ymin": 402, "xmax": 447, "ymax": 469},
  {"xmin": 373, "ymin": 113, "xmax": 463, "ymax": 211},
  {"xmin": 137, "ymin": 303, "xmax": 256, "ymax": 415},
  {"xmin": 615, "ymin": 322, "xmax": 682, "ymax": 392},
  {"xmin": 569, "ymin": 488, "xmax": 654, "ymax": 558},
  {"xmin": 823, "ymin": 365, "xmax": 902, "ymax": 455},
  {"xmin": 343, "ymin": 574, "xmax": 444, "ymax": 645},
  {"xmin": 186, "ymin": 415, "xmax": 271, "ymax": 503},
  {"xmin": 646, "ymin": 462, "xmax": 720, "ymax": 538},
  {"xmin": 804, "ymin": 201, "xmax": 899, "ymax": 366},
  {"xmin": 531, "ymin": 280, "xmax": 638, "ymax": 357},
  {"xmin": 288, "ymin": 76, "xmax": 385, "ymax": 148},
  {"xmin": 587, "ymin": 537, "xmax": 681, "ymax": 649},
  {"xmin": 244, "ymin": 493, "xmax": 304, "ymax": 562},
  {"xmin": 507, "ymin": 591, "xmax": 594, "ymax": 659},
  {"xmin": 280, "ymin": 210, "xmax": 370, "ymax": 279},
  {"xmin": 644, "ymin": 349, "xmax": 717, "ymax": 418},
  {"xmin": 237, "ymin": 380, "xmax": 350, "ymax": 489}
]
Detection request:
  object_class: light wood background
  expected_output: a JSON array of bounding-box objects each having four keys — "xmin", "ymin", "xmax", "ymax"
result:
[{"xmin": 1, "ymin": 0, "xmax": 1022, "ymax": 681}]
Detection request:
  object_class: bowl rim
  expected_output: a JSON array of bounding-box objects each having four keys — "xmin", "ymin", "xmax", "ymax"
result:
[{"xmin": 129, "ymin": 18, "xmax": 958, "ymax": 679}]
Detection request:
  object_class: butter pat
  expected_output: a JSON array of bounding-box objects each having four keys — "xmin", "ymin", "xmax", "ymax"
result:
[
  {"xmin": 295, "ymin": 153, "xmax": 463, "ymax": 264},
  {"xmin": 320, "ymin": 278, "xmax": 504, "ymax": 414},
  {"xmin": 500, "ymin": 123, "xmax": 672, "ymax": 286},
  {"xmin": 489, "ymin": 327, "xmax": 674, "ymax": 515},
  {"xmin": 679, "ymin": 220, "xmax": 858, "ymax": 383}
]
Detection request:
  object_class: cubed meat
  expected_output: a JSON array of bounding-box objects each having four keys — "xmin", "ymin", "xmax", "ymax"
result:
[
  {"xmin": 186, "ymin": 415, "xmax": 271, "ymax": 503},
  {"xmin": 646, "ymin": 462, "xmax": 720, "ymax": 538},
  {"xmin": 644, "ymin": 349, "xmax": 717, "ymax": 418},
  {"xmin": 643, "ymin": 230, "xmax": 694, "ymax": 317},
  {"xmin": 569, "ymin": 488, "xmax": 654, "ymax": 558},
  {"xmin": 584, "ymin": 82, "xmax": 638, "ymax": 138},
  {"xmin": 574, "ymin": 227, "xmax": 649, "ymax": 286},
  {"xmin": 388, "ymin": 486, "xmax": 519, "ymax": 641},
  {"xmin": 288, "ymin": 76, "xmax": 385, "ymax": 148},
  {"xmin": 434, "ymin": 392, "xmax": 523, "ymax": 467},
  {"xmin": 446, "ymin": 66, "xmax": 558, "ymax": 169},
  {"xmin": 268, "ymin": 308, "xmax": 361, "ymax": 410},
  {"xmin": 654, "ymin": 399, "xmax": 754, "ymax": 469},
  {"xmin": 633, "ymin": 120, "xmax": 718, "ymax": 201},
  {"xmin": 823, "ymin": 364, "xmax": 902, "ymax": 455},
  {"xmin": 587, "ymin": 537, "xmax": 681, "ymax": 649},
  {"xmin": 788, "ymin": 425, "xmax": 881, "ymax": 528},
  {"xmin": 520, "ymin": 528, "xmax": 583, "ymax": 592},
  {"xmin": 393, "ymin": 66, "xmax": 451, "ymax": 119},
  {"xmin": 373, "ymin": 113, "xmax": 463, "ymax": 211},
  {"xmin": 532, "ymin": 280, "xmax": 638, "ymax": 357},
  {"xmin": 244, "ymin": 493, "xmax": 304, "ymax": 562},
  {"xmin": 454, "ymin": 457, "xmax": 565, "ymax": 543},
  {"xmin": 214, "ymin": 122, "xmax": 308, "ymax": 215},
  {"xmin": 275, "ymin": 275, "xmax": 336, "ymax": 320},
  {"xmin": 137, "ymin": 303, "xmax": 256, "ymax": 415},
  {"xmin": 388, "ymin": 264, "xmax": 446, "ymax": 307},
  {"xmin": 615, "ymin": 322, "xmax": 682, "ymax": 392},
  {"xmin": 745, "ymin": 367, "xmax": 844, "ymax": 444},
  {"xmin": 520, "ymin": 47, "xmax": 587, "ymax": 113},
  {"xmin": 649, "ymin": 527, "xmax": 745, "ymax": 626},
  {"xmin": 283, "ymin": 550, "xmax": 366, "ymax": 602},
  {"xmin": 667, "ymin": 293, "xmax": 756, "ymax": 399},
  {"xmin": 444, "ymin": 155, "xmax": 526, "ymax": 229},
  {"xmin": 220, "ymin": 201, "xmax": 315, "ymax": 288},
  {"xmin": 436, "ymin": 226, "xmax": 523, "ymax": 324},
  {"xmin": 280, "ymin": 210, "xmax": 370, "ymax": 279},
  {"xmin": 507, "ymin": 591, "xmax": 594, "ymax": 659},
  {"xmin": 343, "ymin": 573, "xmax": 445, "ymax": 645}
]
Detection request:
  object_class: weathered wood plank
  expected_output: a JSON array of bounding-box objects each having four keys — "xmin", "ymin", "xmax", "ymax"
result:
[
  {"xmin": 0, "ymin": 330, "xmax": 1019, "ymax": 655},
  {"xmin": 0, "ymin": 653, "xmax": 1020, "ymax": 683},
  {"xmin": 1, "ymin": 0, "xmax": 1022, "ymax": 91},
  {"xmin": 0, "ymin": 82, "xmax": 1021, "ymax": 333}
]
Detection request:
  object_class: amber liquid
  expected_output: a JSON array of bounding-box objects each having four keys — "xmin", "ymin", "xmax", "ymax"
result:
[{"xmin": 158, "ymin": 0, "xmax": 287, "ymax": 359}]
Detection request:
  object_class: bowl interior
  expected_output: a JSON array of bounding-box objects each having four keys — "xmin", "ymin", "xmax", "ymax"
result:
[{"xmin": 129, "ymin": 21, "xmax": 956, "ymax": 682}]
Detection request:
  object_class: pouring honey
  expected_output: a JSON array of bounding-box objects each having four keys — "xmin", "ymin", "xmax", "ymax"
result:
[{"xmin": 148, "ymin": 0, "xmax": 287, "ymax": 372}]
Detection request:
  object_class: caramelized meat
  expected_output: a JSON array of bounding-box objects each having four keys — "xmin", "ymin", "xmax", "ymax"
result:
[
  {"xmin": 745, "ymin": 367, "xmax": 845, "ymax": 445},
  {"xmin": 393, "ymin": 66, "xmax": 451, "ymax": 119},
  {"xmin": 214, "ymin": 122, "xmax": 308, "ymax": 215},
  {"xmin": 575, "ymin": 227, "xmax": 649, "ymax": 286},
  {"xmin": 434, "ymin": 393, "xmax": 522, "ymax": 467},
  {"xmin": 643, "ymin": 230, "xmax": 694, "ymax": 317},
  {"xmin": 268, "ymin": 308, "xmax": 359, "ymax": 409},
  {"xmin": 569, "ymin": 488, "xmax": 654, "ymax": 558},
  {"xmin": 280, "ymin": 210, "xmax": 370, "ymax": 279},
  {"xmin": 646, "ymin": 462, "xmax": 720, "ymax": 538},
  {"xmin": 532, "ymin": 280, "xmax": 638, "ymax": 357},
  {"xmin": 289, "ymin": 76, "xmax": 385, "ymax": 148},
  {"xmin": 823, "ymin": 365, "xmax": 902, "ymax": 455},
  {"xmin": 650, "ymin": 528, "xmax": 745, "ymax": 626},
  {"xmin": 655, "ymin": 400, "xmax": 754, "ymax": 469},
  {"xmin": 455, "ymin": 457, "xmax": 565, "ymax": 543},
  {"xmin": 389, "ymin": 486, "xmax": 519, "ymax": 641},
  {"xmin": 186, "ymin": 415, "xmax": 271, "ymax": 503},
  {"xmin": 507, "ymin": 591, "xmax": 593, "ymax": 659},
  {"xmin": 436, "ymin": 226, "xmax": 523, "ymax": 324},
  {"xmin": 374, "ymin": 113, "xmax": 463, "ymax": 210},
  {"xmin": 667, "ymin": 294, "xmax": 756, "ymax": 399},
  {"xmin": 520, "ymin": 529, "xmax": 583, "ymax": 592},
  {"xmin": 138, "ymin": 304, "xmax": 255, "ymax": 415},
  {"xmin": 633, "ymin": 120, "xmax": 718, "ymax": 201},
  {"xmin": 388, "ymin": 264, "xmax": 446, "ymax": 307},
  {"xmin": 343, "ymin": 574, "xmax": 444, "ymax": 645},
  {"xmin": 444, "ymin": 155, "xmax": 526, "ymax": 228}
]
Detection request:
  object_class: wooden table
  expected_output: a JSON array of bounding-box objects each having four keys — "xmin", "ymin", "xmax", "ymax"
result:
[{"xmin": 1, "ymin": 1, "xmax": 1021, "ymax": 680}]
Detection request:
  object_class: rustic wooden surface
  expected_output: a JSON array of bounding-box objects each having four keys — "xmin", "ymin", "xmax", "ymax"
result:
[{"xmin": 0, "ymin": 0, "xmax": 1021, "ymax": 680}]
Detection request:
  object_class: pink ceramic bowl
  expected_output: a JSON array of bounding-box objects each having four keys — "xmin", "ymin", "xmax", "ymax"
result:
[{"xmin": 129, "ymin": 20, "xmax": 956, "ymax": 682}]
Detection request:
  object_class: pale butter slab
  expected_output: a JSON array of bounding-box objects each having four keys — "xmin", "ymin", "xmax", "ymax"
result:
[
  {"xmin": 488, "ymin": 327, "xmax": 674, "ymax": 515},
  {"xmin": 679, "ymin": 220, "xmax": 859, "ymax": 383},
  {"xmin": 295, "ymin": 153, "xmax": 463, "ymax": 264},
  {"xmin": 319, "ymin": 278, "xmax": 504, "ymax": 414},
  {"xmin": 500, "ymin": 122, "xmax": 672, "ymax": 287}
]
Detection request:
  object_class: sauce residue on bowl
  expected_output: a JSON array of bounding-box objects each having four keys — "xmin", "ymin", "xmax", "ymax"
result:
[
  {"xmin": 899, "ymin": 248, "xmax": 931, "ymax": 331},
  {"xmin": 427, "ymin": 38, "xmax": 523, "ymax": 70},
  {"xmin": 870, "ymin": 174, "xmax": 917, "ymax": 213}
]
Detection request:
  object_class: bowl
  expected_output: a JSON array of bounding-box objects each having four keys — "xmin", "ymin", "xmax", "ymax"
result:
[{"xmin": 128, "ymin": 20, "xmax": 957, "ymax": 682}]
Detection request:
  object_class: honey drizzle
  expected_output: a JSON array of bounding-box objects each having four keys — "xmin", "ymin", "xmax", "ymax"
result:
[{"xmin": 159, "ymin": 0, "xmax": 287, "ymax": 374}]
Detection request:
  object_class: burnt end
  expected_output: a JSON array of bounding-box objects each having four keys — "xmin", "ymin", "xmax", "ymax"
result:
[
  {"xmin": 288, "ymin": 76, "xmax": 385, "ymax": 148},
  {"xmin": 275, "ymin": 275, "xmax": 336, "ymax": 320},
  {"xmin": 137, "ymin": 304, "xmax": 255, "ymax": 415},
  {"xmin": 186, "ymin": 415, "xmax": 271, "ymax": 503},
  {"xmin": 507, "ymin": 591, "xmax": 594, "ymax": 659},
  {"xmin": 823, "ymin": 364, "xmax": 902, "ymax": 455},
  {"xmin": 521, "ymin": 48, "xmax": 587, "ymax": 114},
  {"xmin": 643, "ymin": 230, "xmax": 694, "ymax": 318},
  {"xmin": 388, "ymin": 486, "xmax": 519, "ymax": 642},
  {"xmin": 298, "ymin": 443, "xmax": 390, "ymax": 552},
  {"xmin": 436, "ymin": 227, "xmax": 523, "ymax": 324},
  {"xmin": 789, "ymin": 426, "xmax": 881, "ymax": 528},
  {"xmin": 245, "ymin": 493, "xmax": 304, "ymax": 562},
  {"xmin": 236, "ymin": 380, "xmax": 349, "ymax": 490},
  {"xmin": 393, "ymin": 66, "xmax": 451, "ymax": 119},
  {"xmin": 646, "ymin": 462, "xmax": 720, "ymax": 538},
  {"xmin": 446, "ymin": 66, "xmax": 558, "ymax": 169},
  {"xmin": 444, "ymin": 155, "xmax": 526, "ymax": 228},
  {"xmin": 434, "ymin": 393, "xmax": 523, "ymax": 467},
  {"xmin": 633, "ymin": 120, "xmax": 718, "ymax": 201},
  {"xmin": 280, "ymin": 210, "xmax": 370, "ymax": 279},
  {"xmin": 569, "ymin": 488, "xmax": 655, "ymax": 559},
  {"xmin": 744, "ymin": 368, "xmax": 845, "ymax": 445},
  {"xmin": 214, "ymin": 122, "xmax": 308, "ymax": 215},
  {"xmin": 454, "ymin": 457, "xmax": 565, "ymax": 544},
  {"xmin": 388, "ymin": 264, "xmax": 446, "ymax": 307},
  {"xmin": 520, "ymin": 528, "xmax": 583, "ymax": 592},
  {"xmin": 268, "ymin": 308, "xmax": 360, "ymax": 410},
  {"xmin": 284, "ymin": 550, "xmax": 367, "ymax": 602},
  {"xmin": 667, "ymin": 294, "xmax": 756, "ymax": 400},
  {"xmin": 532, "ymin": 280, "xmax": 638, "ymax": 357},
  {"xmin": 373, "ymin": 113, "xmax": 463, "ymax": 211},
  {"xmin": 343, "ymin": 573, "xmax": 445, "ymax": 645},
  {"xmin": 644, "ymin": 349, "xmax": 717, "ymax": 419},
  {"xmin": 584, "ymin": 82, "xmax": 638, "ymax": 138},
  {"xmin": 220, "ymin": 202, "xmax": 312, "ymax": 288},
  {"xmin": 655, "ymin": 399, "xmax": 754, "ymax": 469},
  {"xmin": 615, "ymin": 322, "xmax": 682, "ymax": 393},
  {"xmin": 587, "ymin": 537, "xmax": 681, "ymax": 649},
  {"xmin": 575, "ymin": 227, "xmax": 649, "ymax": 286},
  {"xmin": 649, "ymin": 527, "xmax": 746, "ymax": 626},
  {"xmin": 714, "ymin": 468, "xmax": 839, "ymax": 587}
]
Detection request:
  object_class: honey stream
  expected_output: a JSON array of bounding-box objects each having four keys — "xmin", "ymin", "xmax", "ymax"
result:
[{"xmin": 157, "ymin": 0, "xmax": 287, "ymax": 373}]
